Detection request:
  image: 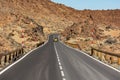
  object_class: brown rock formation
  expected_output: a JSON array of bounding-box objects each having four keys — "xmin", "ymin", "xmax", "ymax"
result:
[{"xmin": 0, "ymin": 0, "xmax": 119, "ymax": 54}]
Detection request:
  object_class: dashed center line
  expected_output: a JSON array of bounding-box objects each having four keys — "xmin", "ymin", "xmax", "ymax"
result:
[
  {"xmin": 59, "ymin": 62, "xmax": 61, "ymax": 66},
  {"xmin": 63, "ymin": 78, "xmax": 66, "ymax": 80},
  {"xmin": 54, "ymin": 43, "xmax": 66, "ymax": 80},
  {"xmin": 58, "ymin": 59, "xmax": 60, "ymax": 62},
  {"xmin": 61, "ymin": 71, "xmax": 65, "ymax": 77},
  {"xmin": 59, "ymin": 65, "xmax": 63, "ymax": 70}
]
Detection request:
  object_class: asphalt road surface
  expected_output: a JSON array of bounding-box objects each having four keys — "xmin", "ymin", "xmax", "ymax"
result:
[{"xmin": 0, "ymin": 34, "xmax": 120, "ymax": 80}]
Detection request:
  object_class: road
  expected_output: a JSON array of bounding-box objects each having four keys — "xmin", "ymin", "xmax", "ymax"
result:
[{"xmin": 0, "ymin": 34, "xmax": 120, "ymax": 80}]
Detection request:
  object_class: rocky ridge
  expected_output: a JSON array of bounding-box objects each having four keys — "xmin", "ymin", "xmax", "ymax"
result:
[{"xmin": 0, "ymin": 0, "xmax": 119, "ymax": 54}]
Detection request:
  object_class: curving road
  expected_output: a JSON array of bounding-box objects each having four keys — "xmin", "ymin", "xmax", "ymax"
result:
[{"xmin": 0, "ymin": 34, "xmax": 120, "ymax": 80}]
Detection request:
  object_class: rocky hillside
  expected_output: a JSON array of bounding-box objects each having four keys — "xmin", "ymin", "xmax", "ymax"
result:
[
  {"xmin": 0, "ymin": 0, "xmax": 120, "ymax": 54},
  {"xmin": 62, "ymin": 10, "xmax": 120, "ymax": 53}
]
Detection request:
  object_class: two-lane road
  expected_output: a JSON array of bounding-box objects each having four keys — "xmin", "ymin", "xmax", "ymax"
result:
[{"xmin": 0, "ymin": 34, "xmax": 120, "ymax": 80}]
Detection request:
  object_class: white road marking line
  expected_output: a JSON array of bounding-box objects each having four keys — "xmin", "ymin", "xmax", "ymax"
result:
[
  {"xmin": 57, "ymin": 54, "xmax": 59, "ymax": 57},
  {"xmin": 58, "ymin": 58, "xmax": 60, "ymax": 62},
  {"xmin": 57, "ymin": 56, "xmax": 60, "ymax": 59},
  {"xmin": 59, "ymin": 65, "xmax": 63, "ymax": 70},
  {"xmin": 63, "ymin": 78, "xmax": 66, "ymax": 80},
  {"xmin": 60, "ymin": 42, "xmax": 120, "ymax": 73},
  {"xmin": 59, "ymin": 62, "xmax": 61, "ymax": 66},
  {"xmin": 61, "ymin": 71, "xmax": 65, "ymax": 77},
  {"xmin": 0, "ymin": 41, "xmax": 48, "ymax": 75},
  {"xmin": 54, "ymin": 43, "xmax": 66, "ymax": 80}
]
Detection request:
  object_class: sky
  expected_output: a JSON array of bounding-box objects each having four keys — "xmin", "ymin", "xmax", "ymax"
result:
[{"xmin": 51, "ymin": 0, "xmax": 120, "ymax": 10}]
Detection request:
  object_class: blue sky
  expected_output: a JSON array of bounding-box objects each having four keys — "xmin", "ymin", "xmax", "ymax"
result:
[{"xmin": 51, "ymin": 0, "xmax": 120, "ymax": 10}]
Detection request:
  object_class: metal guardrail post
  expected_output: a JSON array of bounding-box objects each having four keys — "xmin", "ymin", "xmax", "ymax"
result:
[
  {"xmin": 16, "ymin": 50, "xmax": 18, "ymax": 58},
  {"xmin": 9, "ymin": 53, "xmax": 12, "ymax": 63},
  {"xmin": 118, "ymin": 58, "xmax": 120, "ymax": 65},
  {"xmin": 17, "ymin": 49, "xmax": 20, "ymax": 58},
  {"xmin": 105, "ymin": 54, "xmax": 111, "ymax": 64},
  {"xmin": 91, "ymin": 48, "xmax": 93, "ymax": 56},
  {"xmin": 6, "ymin": 55, "xmax": 9, "ymax": 65},
  {"xmin": 0, "ymin": 54, "xmax": 5, "ymax": 67},
  {"xmin": 11, "ymin": 53, "xmax": 14, "ymax": 62},
  {"xmin": 4, "ymin": 55, "xmax": 7, "ymax": 65},
  {"xmin": 102, "ymin": 54, "xmax": 106, "ymax": 62},
  {"xmin": 1, "ymin": 56, "xmax": 5, "ymax": 67},
  {"xmin": 111, "ymin": 56, "xmax": 118, "ymax": 64},
  {"xmin": 94, "ymin": 50, "xmax": 97, "ymax": 58},
  {"xmin": 13, "ymin": 52, "xmax": 16, "ymax": 62}
]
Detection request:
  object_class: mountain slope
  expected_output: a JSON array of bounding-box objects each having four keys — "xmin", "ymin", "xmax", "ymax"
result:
[{"xmin": 0, "ymin": 0, "xmax": 120, "ymax": 54}]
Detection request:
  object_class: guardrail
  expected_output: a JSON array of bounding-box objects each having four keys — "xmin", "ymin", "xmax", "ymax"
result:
[
  {"xmin": 0, "ymin": 42, "xmax": 44, "ymax": 69},
  {"xmin": 91, "ymin": 47, "xmax": 120, "ymax": 65},
  {"xmin": 0, "ymin": 48, "xmax": 24, "ymax": 67},
  {"xmin": 65, "ymin": 42, "xmax": 81, "ymax": 50}
]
